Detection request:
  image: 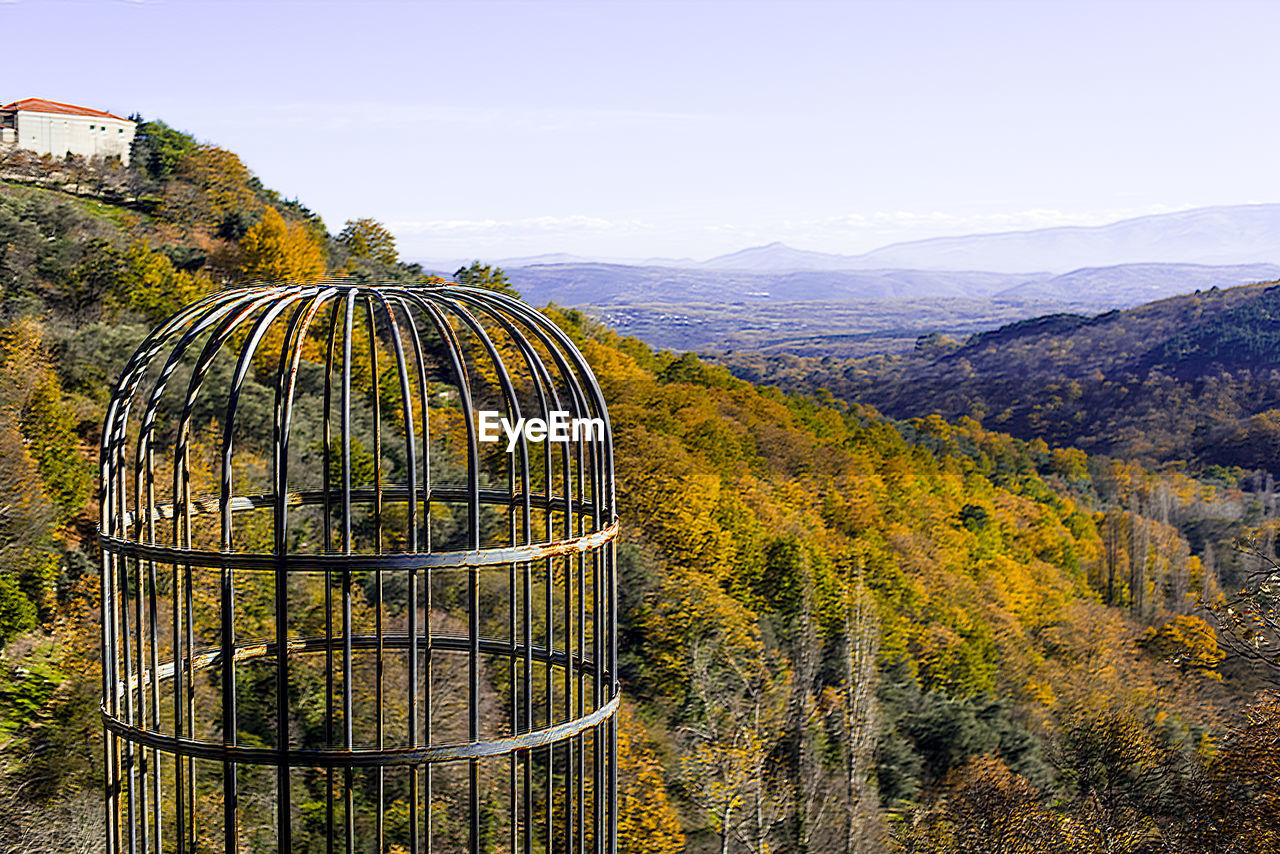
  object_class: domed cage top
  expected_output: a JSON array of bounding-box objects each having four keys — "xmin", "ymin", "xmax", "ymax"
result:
[{"xmin": 99, "ymin": 283, "xmax": 618, "ymax": 853}]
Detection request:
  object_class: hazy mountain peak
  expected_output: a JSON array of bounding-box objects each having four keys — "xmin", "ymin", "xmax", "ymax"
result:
[
  {"xmin": 851, "ymin": 204, "xmax": 1280, "ymax": 273},
  {"xmin": 699, "ymin": 242, "xmax": 870, "ymax": 271}
]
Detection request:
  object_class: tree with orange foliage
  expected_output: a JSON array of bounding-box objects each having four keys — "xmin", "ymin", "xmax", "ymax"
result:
[
  {"xmin": 617, "ymin": 702, "xmax": 686, "ymax": 854},
  {"xmin": 160, "ymin": 143, "xmax": 259, "ymax": 229},
  {"xmin": 239, "ymin": 207, "xmax": 326, "ymax": 284},
  {"xmin": 897, "ymin": 756, "xmax": 1075, "ymax": 854}
]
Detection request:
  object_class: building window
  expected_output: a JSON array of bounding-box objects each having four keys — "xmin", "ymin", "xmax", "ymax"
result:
[{"xmin": 89, "ymin": 125, "xmax": 95, "ymax": 130}]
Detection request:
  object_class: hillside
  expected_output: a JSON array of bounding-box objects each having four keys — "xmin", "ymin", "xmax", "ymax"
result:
[
  {"xmin": 1, "ymin": 129, "xmax": 1279, "ymax": 854},
  {"xmin": 716, "ymin": 280, "xmax": 1280, "ymax": 475}
]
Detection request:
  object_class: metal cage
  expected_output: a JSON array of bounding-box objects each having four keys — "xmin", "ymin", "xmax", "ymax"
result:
[{"xmin": 99, "ymin": 283, "xmax": 618, "ymax": 853}]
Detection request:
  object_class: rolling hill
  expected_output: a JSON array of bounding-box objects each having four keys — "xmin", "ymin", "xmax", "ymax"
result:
[{"xmin": 715, "ymin": 279, "xmax": 1280, "ymax": 473}]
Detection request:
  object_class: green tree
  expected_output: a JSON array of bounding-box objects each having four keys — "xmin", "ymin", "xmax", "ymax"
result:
[
  {"xmin": 338, "ymin": 217, "xmax": 399, "ymax": 265},
  {"xmin": 130, "ymin": 119, "xmax": 198, "ymax": 181},
  {"xmin": 454, "ymin": 260, "xmax": 519, "ymax": 297},
  {"xmin": 114, "ymin": 242, "xmax": 212, "ymax": 324},
  {"xmin": 0, "ymin": 569, "xmax": 36, "ymax": 646}
]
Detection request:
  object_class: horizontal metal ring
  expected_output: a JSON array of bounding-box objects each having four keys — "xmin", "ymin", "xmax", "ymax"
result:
[
  {"xmin": 110, "ymin": 631, "xmax": 606, "ymax": 696},
  {"xmin": 115, "ymin": 485, "xmax": 607, "ymax": 529},
  {"xmin": 103, "ymin": 694, "xmax": 620, "ymax": 767},
  {"xmin": 100, "ymin": 521, "xmax": 617, "ymax": 571}
]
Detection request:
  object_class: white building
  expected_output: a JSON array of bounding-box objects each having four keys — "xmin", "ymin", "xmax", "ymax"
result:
[{"xmin": 0, "ymin": 98, "xmax": 137, "ymax": 165}]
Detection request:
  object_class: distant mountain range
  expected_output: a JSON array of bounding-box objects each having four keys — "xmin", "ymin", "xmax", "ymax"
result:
[
  {"xmin": 421, "ymin": 204, "xmax": 1280, "ymax": 357},
  {"xmin": 997, "ymin": 262, "xmax": 1280, "ymax": 303},
  {"xmin": 503, "ymin": 260, "xmax": 1280, "ymax": 307},
  {"xmin": 844, "ymin": 205, "xmax": 1280, "ymax": 273},
  {"xmin": 448, "ymin": 203, "xmax": 1280, "ymax": 276},
  {"xmin": 484, "ymin": 204, "xmax": 1280, "ymax": 307},
  {"xmin": 503, "ymin": 264, "xmax": 1041, "ymax": 304}
]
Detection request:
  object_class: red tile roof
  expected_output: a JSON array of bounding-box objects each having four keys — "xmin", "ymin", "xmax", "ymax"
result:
[{"xmin": 0, "ymin": 98, "xmax": 130, "ymax": 122}]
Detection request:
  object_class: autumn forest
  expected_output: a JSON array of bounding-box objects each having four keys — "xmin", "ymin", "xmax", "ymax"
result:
[{"xmin": 1, "ymin": 122, "xmax": 1279, "ymax": 854}]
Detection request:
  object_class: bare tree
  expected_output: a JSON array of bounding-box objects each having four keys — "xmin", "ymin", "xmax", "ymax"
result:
[
  {"xmin": 791, "ymin": 552, "xmax": 839, "ymax": 853},
  {"xmin": 1205, "ymin": 536, "xmax": 1280, "ymax": 684},
  {"xmin": 0, "ymin": 784, "xmax": 103, "ymax": 854},
  {"xmin": 679, "ymin": 637, "xmax": 792, "ymax": 854},
  {"xmin": 844, "ymin": 565, "xmax": 887, "ymax": 854}
]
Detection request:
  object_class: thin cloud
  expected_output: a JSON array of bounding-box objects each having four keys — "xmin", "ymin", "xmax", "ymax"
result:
[
  {"xmin": 228, "ymin": 102, "xmax": 702, "ymax": 134},
  {"xmin": 391, "ymin": 214, "xmax": 631, "ymax": 235},
  {"xmin": 811, "ymin": 205, "xmax": 1194, "ymax": 235}
]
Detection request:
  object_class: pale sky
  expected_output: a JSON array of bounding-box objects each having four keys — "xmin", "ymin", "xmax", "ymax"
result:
[{"xmin": 3, "ymin": 0, "xmax": 1278, "ymax": 264}]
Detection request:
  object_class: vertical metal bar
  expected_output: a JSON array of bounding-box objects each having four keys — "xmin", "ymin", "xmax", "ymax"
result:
[
  {"xmin": 173, "ymin": 503, "xmax": 185, "ymax": 854},
  {"xmin": 104, "ymin": 448, "xmax": 121, "ymax": 853},
  {"xmin": 592, "ymin": 444, "xmax": 605, "ymax": 851},
  {"xmin": 323, "ymin": 295, "xmax": 341, "ymax": 854},
  {"xmin": 120, "ymin": 555, "xmax": 137, "ymax": 853},
  {"xmin": 381, "ymin": 294, "xmax": 420, "ymax": 854},
  {"xmin": 101, "ymin": 370, "xmax": 119, "ymax": 854},
  {"xmin": 420, "ymin": 298, "xmax": 482, "ymax": 850},
  {"xmin": 391, "ymin": 294, "xmax": 428, "ymax": 854},
  {"xmin": 545, "ymin": 439, "xmax": 555, "ymax": 854},
  {"xmin": 405, "ymin": 294, "xmax": 484, "ymax": 853},
  {"xmin": 272, "ymin": 290, "xmax": 330, "ymax": 852},
  {"xmin": 608, "ymin": 539, "xmax": 618, "ymax": 854},
  {"xmin": 178, "ymin": 483, "xmax": 196, "ymax": 854},
  {"xmin": 219, "ymin": 543, "xmax": 237, "ymax": 849},
  {"xmin": 116, "ymin": 444, "xmax": 136, "ymax": 854},
  {"xmin": 132, "ymin": 519, "xmax": 147, "ymax": 852},
  {"xmin": 576, "ymin": 435, "xmax": 586, "ymax": 854},
  {"xmin": 100, "ymin": 399, "xmax": 119, "ymax": 854},
  {"xmin": 134, "ymin": 557, "xmax": 149, "ymax": 854},
  {"xmin": 183, "ymin": 460, "xmax": 195, "ymax": 852},
  {"xmin": 145, "ymin": 451, "xmax": 162, "ymax": 854},
  {"xmin": 217, "ymin": 295, "xmax": 300, "ymax": 854},
  {"xmin": 408, "ymin": 296, "xmax": 433, "ymax": 854},
  {"xmin": 130, "ymin": 445, "xmax": 149, "ymax": 854},
  {"xmin": 563, "ymin": 422, "xmax": 575, "ymax": 854},
  {"xmin": 366, "ymin": 296, "xmax": 386, "ymax": 854},
  {"xmin": 341, "ymin": 288, "xmax": 357, "ymax": 854}
]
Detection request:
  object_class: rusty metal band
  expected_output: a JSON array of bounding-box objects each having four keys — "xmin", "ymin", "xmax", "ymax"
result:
[
  {"xmin": 115, "ymin": 485, "xmax": 601, "ymax": 527},
  {"xmin": 105, "ymin": 694, "xmax": 620, "ymax": 767},
  {"xmin": 101, "ymin": 520, "xmax": 617, "ymax": 571},
  {"xmin": 109, "ymin": 632, "xmax": 608, "ymax": 695}
]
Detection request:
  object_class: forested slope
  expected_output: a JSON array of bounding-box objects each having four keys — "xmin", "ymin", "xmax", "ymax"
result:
[
  {"xmin": 0, "ymin": 127, "xmax": 1277, "ymax": 854},
  {"xmin": 717, "ymin": 283, "xmax": 1280, "ymax": 475}
]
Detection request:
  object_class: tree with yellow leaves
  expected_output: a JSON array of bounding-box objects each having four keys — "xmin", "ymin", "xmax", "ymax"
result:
[
  {"xmin": 160, "ymin": 144, "xmax": 259, "ymax": 230},
  {"xmin": 617, "ymin": 702, "xmax": 686, "ymax": 854},
  {"xmin": 239, "ymin": 207, "xmax": 326, "ymax": 284}
]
